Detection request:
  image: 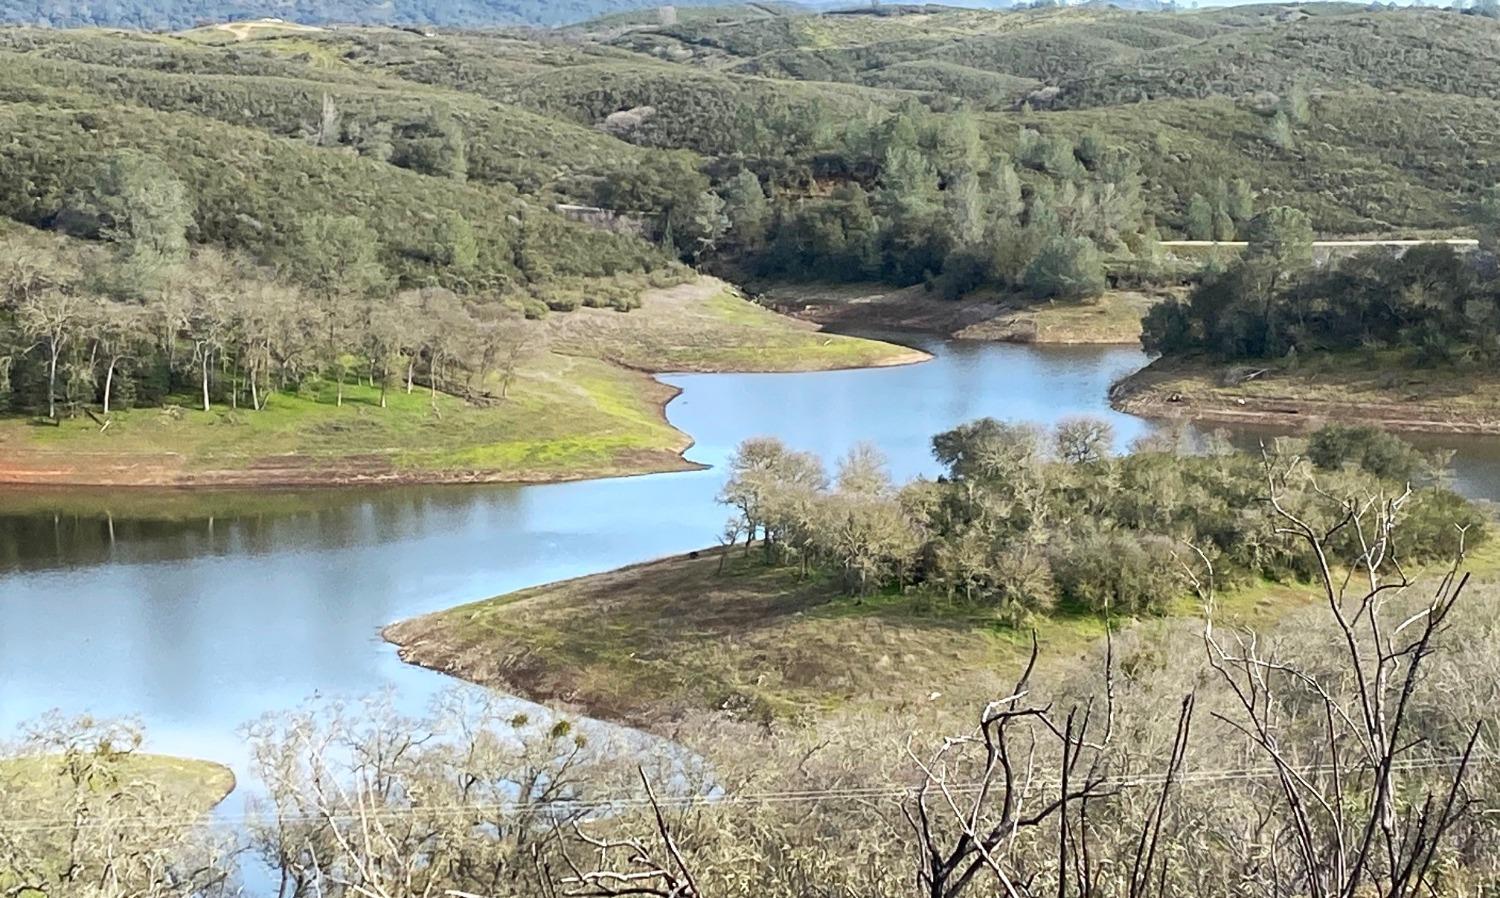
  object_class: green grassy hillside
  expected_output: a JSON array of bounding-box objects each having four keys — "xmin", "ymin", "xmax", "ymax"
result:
[
  {"xmin": 564, "ymin": 2, "xmax": 1497, "ymax": 234},
  {"xmin": 1054, "ymin": 7, "xmax": 1500, "ymax": 107},
  {"xmin": 0, "ymin": 37, "xmax": 655, "ymax": 197},
  {"xmin": 5, "ymin": 4, "xmax": 1488, "ymax": 247},
  {"xmin": 0, "ymin": 101, "xmax": 663, "ymax": 289}
]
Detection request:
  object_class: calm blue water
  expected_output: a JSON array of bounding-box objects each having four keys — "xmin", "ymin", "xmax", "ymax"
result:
[{"xmin": 9, "ymin": 335, "xmax": 1500, "ymax": 765}]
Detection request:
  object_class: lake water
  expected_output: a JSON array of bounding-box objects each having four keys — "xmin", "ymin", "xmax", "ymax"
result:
[{"xmin": 2, "ymin": 339, "xmax": 1498, "ymax": 765}]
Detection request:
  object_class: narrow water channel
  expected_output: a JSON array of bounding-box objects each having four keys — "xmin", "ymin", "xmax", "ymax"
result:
[{"xmin": 1, "ymin": 339, "xmax": 1497, "ymax": 765}]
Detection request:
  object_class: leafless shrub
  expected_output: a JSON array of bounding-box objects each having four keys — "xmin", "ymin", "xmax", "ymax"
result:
[
  {"xmin": 243, "ymin": 691, "xmax": 637, "ymax": 898},
  {"xmin": 0, "ymin": 714, "xmax": 238, "ymax": 898}
]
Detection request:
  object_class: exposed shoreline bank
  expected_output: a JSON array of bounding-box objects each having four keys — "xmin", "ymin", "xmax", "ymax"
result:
[
  {"xmin": 756, "ymin": 280, "xmax": 1164, "ymax": 347},
  {"xmin": 1110, "ymin": 355, "xmax": 1500, "ymax": 436}
]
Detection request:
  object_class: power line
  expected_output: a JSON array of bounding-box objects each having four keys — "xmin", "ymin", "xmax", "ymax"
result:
[{"xmin": 2, "ymin": 752, "xmax": 1492, "ymax": 835}]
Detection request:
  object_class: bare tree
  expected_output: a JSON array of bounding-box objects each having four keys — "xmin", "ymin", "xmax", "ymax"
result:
[
  {"xmin": 1053, "ymin": 416, "xmax": 1114, "ymax": 465},
  {"xmin": 245, "ymin": 692, "xmax": 615, "ymax": 898},
  {"xmin": 90, "ymin": 300, "xmax": 144, "ymax": 415},
  {"xmin": 904, "ymin": 636, "xmax": 1194, "ymax": 898},
  {"xmin": 553, "ymin": 768, "xmax": 702, "ymax": 898},
  {"xmin": 1196, "ymin": 454, "xmax": 1482, "ymax": 898},
  {"xmin": 14, "ymin": 285, "xmax": 82, "ymax": 420},
  {"xmin": 0, "ymin": 714, "xmax": 237, "ymax": 898}
]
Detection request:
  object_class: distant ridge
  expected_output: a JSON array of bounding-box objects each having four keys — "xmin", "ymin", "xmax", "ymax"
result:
[{"xmin": 0, "ymin": 0, "xmax": 757, "ymax": 30}]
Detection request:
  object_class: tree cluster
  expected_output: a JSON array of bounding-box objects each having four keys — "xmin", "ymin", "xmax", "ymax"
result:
[
  {"xmin": 718, "ymin": 418, "xmax": 1482, "ymax": 617},
  {"xmin": 739, "ymin": 113, "xmax": 1150, "ymax": 301},
  {"xmin": 0, "ymin": 223, "xmax": 540, "ymax": 421},
  {"xmin": 1182, "ymin": 176, "xmax": 1256, "ymax": 241},
  {"xmin": 1145, "ymin": 204, "xmax": 1500, "ymax": 362}
]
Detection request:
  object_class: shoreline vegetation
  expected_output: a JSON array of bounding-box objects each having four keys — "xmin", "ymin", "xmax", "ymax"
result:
[
  {"xmin": 1126, "ymin": 211, "xmax": 1500, "ymax": 436},
  {"xmin": 0, "ymin": 277, "xmax": 925, "ymax": 489}
]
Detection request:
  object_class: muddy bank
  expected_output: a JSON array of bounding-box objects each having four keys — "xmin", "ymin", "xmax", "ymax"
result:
[
  {"xmin": 0, "ymin": 445, "xmax": 705, "ymax": 489},
  {"xmin": 756, "ymin": 281, "xmax": 1163, "ymax": 346},
  {"xmin": 1111, "ymin": 358, "xmax": 1500, "ymax": 435}
]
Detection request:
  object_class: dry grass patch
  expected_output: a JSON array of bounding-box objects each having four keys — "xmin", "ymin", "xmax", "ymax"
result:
[
  {"xmin": 385, "ymin": 544, "xmax": 1356, "ymax": 735},
  {"xmin": 957, "ymin": 291, "xmax": 1166, "ymax": 345},
  {"xmin": 543, "ymin": 277, "xmax": 928, "ymax": 372}
]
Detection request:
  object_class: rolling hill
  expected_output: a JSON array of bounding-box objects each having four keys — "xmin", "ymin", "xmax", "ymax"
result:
[{"xmin": 0, "ymin": 0, "xmax": 761, "ymax": 30}]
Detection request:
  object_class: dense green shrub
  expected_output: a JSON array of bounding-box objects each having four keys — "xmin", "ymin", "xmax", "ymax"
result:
[
  {"xmin": 1050, "ymin": 531, "xmax": 1185, "ymax": 616},
  {"xmin": 1023, "ymin": 235, "xmax": 1106, "ymax": 300},
  {"xmin": 722, "ymin": 419, "xmax": 1486, "ymax": 618},
  {"xmin": 1307, "ymin": 424, "xmax": 1435, "ymax": 484},
  {"xmin": 1143, "ymin": 241, "xmax": 1500, "ymax": 363},
  {"xmin": 1395, "ymin": 488, "xmax": 1489, "ymax": 561}
]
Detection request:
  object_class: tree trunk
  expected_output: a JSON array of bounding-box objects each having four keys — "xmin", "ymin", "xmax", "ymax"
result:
[
  {"xmin": 379, "ymin": 361, "xmax": 389, "ymax": 409},
  {"xmin": 337, "ymin": 369, "xmax": 344, "ymax": 407},
  {"xmin": 201, "ymin": 351, "xmax": 211, "ymax": 412},
  {"xmin": 47, "ymin": 338, "xmax": 59, "ymax": 420},
  {"xmin": 102, "ymin": 359, "xmax": 116, "ymax": 415}
]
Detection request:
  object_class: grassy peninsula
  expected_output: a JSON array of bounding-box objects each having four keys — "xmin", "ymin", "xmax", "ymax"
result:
[
  {"xmin": 388, "ymin": 419, "xmax": 1491, "ymax": 732},
  {"xmin": 1120, "ymin": 211, "xmax": 1500, "ymax": 433},
  {"xmin": 1112, "ymin": 351, "xmax": 1500, "ymax": 435},
  {"xmin": 386, "ymin": 546, "xmax": 1339, "ymax": 730}
]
